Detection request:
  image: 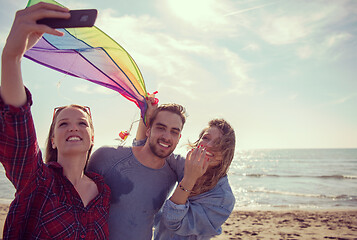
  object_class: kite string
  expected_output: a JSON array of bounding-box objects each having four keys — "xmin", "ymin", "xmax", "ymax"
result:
[
  {"xmin": 55, "ymin": 53, "xmax": 80, "ymax": 102},
  {"xmin": 129, "ymin": 109, "xmax": 140, "ymax": 132},
  {"xmin": 56, "ymin": 28, "xmax": 79, "ymax": 102},
  {"xmin": 117, "ymin": 110, "xmax": 141, "ymax": 145}
]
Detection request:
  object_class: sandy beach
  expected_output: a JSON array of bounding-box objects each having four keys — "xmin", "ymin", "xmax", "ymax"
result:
[
  {"xmin": 213, "ymin": 209, "xmax": 357, "ymax": 240},
  {"xmin": 0, "ymin": 204, "xmax": 356, "ymax": 239},
  {"xmin": 0, "ymin": 204, "xmax": 9, "ymax": 239}
]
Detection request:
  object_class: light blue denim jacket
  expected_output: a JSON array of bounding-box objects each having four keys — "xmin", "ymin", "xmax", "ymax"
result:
[
  {"xmin": 133, "ymin": 138, "xmax": 235, "ymax": 239},
  {"xmin": 154, "ymin": 159, "xmax": 235, "ymax": 240}
]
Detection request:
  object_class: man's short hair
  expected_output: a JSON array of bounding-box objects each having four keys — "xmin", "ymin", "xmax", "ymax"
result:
[{"xmin": 148, "ymin": 103, "xmax": 187, "ymax": 128}]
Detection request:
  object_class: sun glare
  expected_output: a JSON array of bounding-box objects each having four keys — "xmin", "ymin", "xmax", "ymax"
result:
[{"xmin": 166, "ymin": 0, "xmax": 223, "ymax": 26}]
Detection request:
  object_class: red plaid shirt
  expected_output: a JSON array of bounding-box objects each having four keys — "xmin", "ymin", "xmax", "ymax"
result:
[{"xmin": 0, "ymin": 88, "xmax": 111, "ymax": 239}]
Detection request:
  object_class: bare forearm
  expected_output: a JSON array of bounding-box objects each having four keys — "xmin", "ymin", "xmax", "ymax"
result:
[
  {"xmin": 169, "ymin": 177, "xmax": 196, "ymax": 205},
  {"xmin": 170, "ymin": 147, "xmax": 208, "ymax": 205},
  {"xmin": 135, "ymin": 118, "xmax": 147, "ymax": 141},
  {"xmin": 0, "ymin": 51, "xmax": 26, "ymax": 107},
  {"xmin": 135, "ymin": 93, "xmax": 158, "ymax": 140},
  {"xmin": 1, "ymin": 2, "xmax": 70, "ymax": 107}
]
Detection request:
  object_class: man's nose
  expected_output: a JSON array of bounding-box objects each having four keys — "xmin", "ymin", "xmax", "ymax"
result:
[{"xmin": 162, "ymin": 130, "xmax": 171, "ymax": 140}]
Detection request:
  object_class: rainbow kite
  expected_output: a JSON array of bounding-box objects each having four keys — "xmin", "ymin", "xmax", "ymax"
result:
[{"xmin": 25, "ymin": 0, "xmax": 148, "ymax": 119}]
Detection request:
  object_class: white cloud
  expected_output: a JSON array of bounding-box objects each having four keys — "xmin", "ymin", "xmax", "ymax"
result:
[
  {"xmin": 222, "ymin": 49, "xmax": 253, "ymax": 93},
  {"xmin": 296, "ymin": 31, "xmax": 353, "ymax": 60},
  {"xmin": 332, "ymin": 94, "xmax": 356, "ymax": 105},
  {"xmin": 158, "ymin": 0, "xmax": 241, "ymax": 38},
  {"xmin": 242, "ymin": 43, "xmax": 260, "ymax": 52},
  {"xmin": 296, "ymin": 45, "xmax": 313, "ymax": 59},
  {"xmin": 165, "ymin": 0, "xmax": 228, "ymax": 28},
  {"xmin": 74, "ymin": 84, "xmax": 114, "ymax": 95},
  {"xmin": 95, "ymin": 9, "xmax": 255, "ymax": 101},
  {"xmin": 157, "ymin": 82, "xmax": 198, "ymax": 101},
  {"xmin": 289, "ymin": 93, "xmax": 298, "ymax": 101},
  {"xmin": 49, "ymin": 0, "xmax": 96, "ymax": 9},
  {"xmin": 223, "ymin": 2, "xmax": 279, "ymax": 17},
  {"xmin": 325, "ymin": 33, "xmax": 352, "ymax": 48},
  {"xmin": 253, "ymin": 1, "xmax": 356, "ymax": 46},
  {"xmin": 74, "ymin": 85, "xmax": 91, "ymax": 93},
  {"xmin": 258, "ymin": 15, "xmax": 311, "ymax": 45},
  {"xmin": 7, "ymin": 0, "xmax": 356, "ymax": 150}
]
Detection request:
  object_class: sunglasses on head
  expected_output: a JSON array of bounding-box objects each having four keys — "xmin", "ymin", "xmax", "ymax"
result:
[{"xmin": 52, "ymin": 105, "xmax": 92, "ymax": 121}]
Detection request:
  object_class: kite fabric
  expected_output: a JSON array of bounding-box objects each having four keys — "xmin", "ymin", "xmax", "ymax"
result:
[{"xmin": 25, "ymin": 0, "xmax": 148, "ymax": 119}]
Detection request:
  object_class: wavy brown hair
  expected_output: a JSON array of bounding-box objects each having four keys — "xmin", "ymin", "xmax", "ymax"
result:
[
  {"xmin": 190, "ymin": 119, "xmax": 236, "ymax": 196},
  {"xmin": 45, "ymin": 105, "xmax": 94, "ymax": 167}
]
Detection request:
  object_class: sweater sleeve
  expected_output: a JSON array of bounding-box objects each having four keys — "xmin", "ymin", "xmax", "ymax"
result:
[
  {"xmin": 132, "ymin": 138, "xmax": 147, "ymax": 147},
  {"xmin": 87, "ymin": 146, "xmax": 122, "ymax": 177},
  {"xmin": 0, "ymin": 87, "xmax": 42, "ymax": 191},
  {"xmin": 165, "ymin": 153, "xmax": 185, "ymax": 182},
  {"xmin": 161, "ymin": 177, "xmax": 235, "ymax": 237}
]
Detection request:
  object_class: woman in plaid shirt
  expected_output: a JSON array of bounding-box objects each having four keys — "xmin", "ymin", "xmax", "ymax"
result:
[{"xmin": 0, "ymin": 3, "xmax": 110, "ymax": 239}]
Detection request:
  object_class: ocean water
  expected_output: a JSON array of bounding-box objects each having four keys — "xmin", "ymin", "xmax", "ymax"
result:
[
  {"xmin": 1, "ymin": 148, "xmax": 357, "ymax": 209},
  {"xmin": 229, "ymin": 148, "xmax": 357, "ymax": 209}
]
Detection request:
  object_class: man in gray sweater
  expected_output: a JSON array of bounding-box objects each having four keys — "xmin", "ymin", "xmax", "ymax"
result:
[{"xmin": 87, "ymin": 103, "xmax": 186, "ymax": 240}]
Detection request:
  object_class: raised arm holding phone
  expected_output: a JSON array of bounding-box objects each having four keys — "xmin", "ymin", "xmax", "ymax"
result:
[{"xmin": 0, "ymin": 3, "xmax": 110, "ymax": 239}]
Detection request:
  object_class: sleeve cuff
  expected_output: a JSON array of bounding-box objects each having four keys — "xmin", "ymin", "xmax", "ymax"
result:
[
  {"xmin": 162, "ymin": 199, "xmax": 189, "ymax": 223},
  {"xmin": 0, "ymin": 87, "xmax": 33, "ymax": 113},
  {"xmin": 132, "ymin": 137, "xmax": 147, "ymax": 147},
  {"xmin": 166, "ymin": 199, "xmax": 188, "ymax": 210}
]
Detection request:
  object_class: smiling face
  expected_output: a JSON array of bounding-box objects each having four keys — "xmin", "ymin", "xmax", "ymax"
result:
[
  {"xmin": 147, "ymin": 111, "xmax": 183, "ymax": 158},
  {"xmin": 198, "ymin": 126, "xmax": 223, "ymax": 167},
  {"xmin": 51, "ymin": 107, "xmax": 94, "ymax": 158}
]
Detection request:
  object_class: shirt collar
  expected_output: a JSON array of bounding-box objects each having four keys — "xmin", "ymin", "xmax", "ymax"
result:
[
  {"xmin": 47, "ymin": 161, "xmax": 104, "ymax": 184},
  {"xmin": 47, "ymin": 161, "xmax": 109, "ymax": 206}
]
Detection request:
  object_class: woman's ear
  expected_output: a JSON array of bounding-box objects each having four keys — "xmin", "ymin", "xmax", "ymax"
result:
[{"xmin": 51, "ymin": 138, "xmax": 56, "ymax": 149}]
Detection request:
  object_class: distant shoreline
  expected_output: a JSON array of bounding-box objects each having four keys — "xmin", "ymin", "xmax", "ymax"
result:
[{"xmin": 2, "ymin": 197, "xmax": 356, "ymax": 211}]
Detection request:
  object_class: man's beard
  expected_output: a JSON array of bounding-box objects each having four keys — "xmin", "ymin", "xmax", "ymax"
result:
[{"xmin": 148, "ymin": 137, "xmax": 174, "ymax": 158}]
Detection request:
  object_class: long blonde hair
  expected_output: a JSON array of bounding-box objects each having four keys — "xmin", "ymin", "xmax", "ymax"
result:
[
  {"xmin": 190, "ymin": 119, "xmax": 236, "ymax": 196},
  {"xmin": 45, "ymin": 105, "xmax": 94, "ymax": 167}
]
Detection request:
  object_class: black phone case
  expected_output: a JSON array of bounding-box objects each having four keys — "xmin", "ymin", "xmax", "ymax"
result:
[{"xmin": 37, "ymin": 9, "xmax": 97, "ymax": 29}]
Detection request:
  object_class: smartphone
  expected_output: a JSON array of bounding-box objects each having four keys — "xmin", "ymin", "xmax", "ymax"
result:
[{"xmin": 37, "ymin": 9, "xmax": 97, "ymax": 28}]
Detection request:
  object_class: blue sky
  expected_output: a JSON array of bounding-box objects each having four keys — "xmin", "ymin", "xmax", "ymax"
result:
[{"xmin": 0, "ymin": 0, "xmax": 356, "ymax": 153}]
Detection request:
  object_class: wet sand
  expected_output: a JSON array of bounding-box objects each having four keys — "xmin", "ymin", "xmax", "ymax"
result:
[{"xmin": 1, "ymin": 204, "xmax": 356, "ymax": 239}]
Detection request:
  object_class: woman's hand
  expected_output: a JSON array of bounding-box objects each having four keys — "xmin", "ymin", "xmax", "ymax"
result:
[
  {"xmin": 3, "ymin": 2, "xmax": 70, "ymax": 61},
  {"xmin": 182, "ymin": 146, "xmax": 209, "ymax": 187},
  {"xmin": 1, "ymin": 2, "xmax": 69, "ymax": 107},
  {"xmin": 168, "ymin": 146, "xmax": 209, "ymax": 205}
]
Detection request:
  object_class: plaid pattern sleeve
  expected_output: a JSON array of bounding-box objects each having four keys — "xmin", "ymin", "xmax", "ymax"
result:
[
  {"xmin": 0, "ymin": 88, "xmax": 41, "ymax": 191},
  {"xmin": 1, "ymin": 88, "xmax": 111, "ymax": 239}
]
